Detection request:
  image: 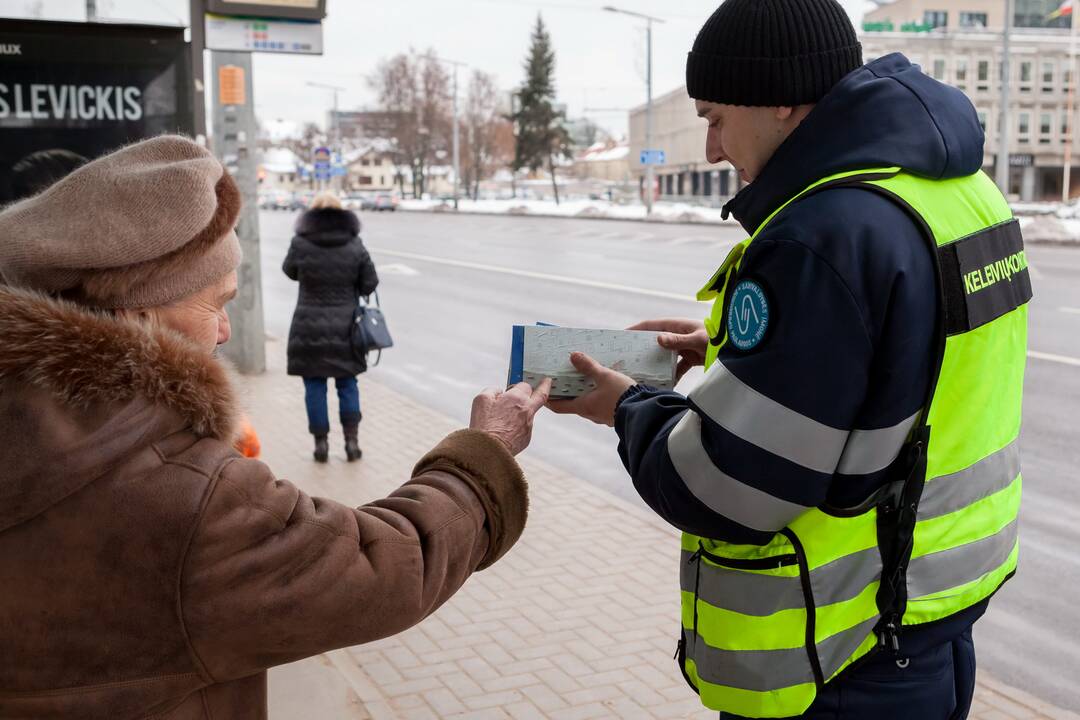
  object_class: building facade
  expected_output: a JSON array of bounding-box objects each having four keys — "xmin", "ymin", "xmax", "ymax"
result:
[
  {"xmin": 345, "ymin": 148, "xmax": 398, "ymax": 192},
  {"xmin": 573, "ymin": 141, "xmax": 632, "ymax": 183},
  {"xmin": 863, "ymin": 0, "xmax": 1004, "ymax": 30},
  {"xmin": 329, "ymin": 110, "xmax": 407, "ymax": 141},
  {"xmin": 628, "ymin": 20, "xmax": 1080, "ymax": 203},
  {"xmin": 862, "ymin": 27, "xmax": 1080, "ymax": 200},
  {"xmin": 628, "ymin": 87, "xmax": 742, "ymax": 206}
]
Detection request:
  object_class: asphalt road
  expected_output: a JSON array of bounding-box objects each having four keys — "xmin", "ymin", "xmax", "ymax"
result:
[{"xmin": 257, "ymin": 208, "xmax": 1080, "ymax": 711}]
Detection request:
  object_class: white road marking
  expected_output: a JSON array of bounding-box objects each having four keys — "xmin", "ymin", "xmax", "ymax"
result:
[
  {"xmin": 1028, "ymin": 350, "xmax": 1080, "ymax": 367},
  {"xmin": 669, "ymin": 235, "xmax": 724, "ymax": 246},
  {"xmin": 1060, "ymin": 306, "xmax": 1080, "ymax": 315},
  {"xmin": 367, "ymin": 249, "xmax": 1080, "ymax": 368},
  {"xmin": 372, "ymin": 364, "xmax": 437, "ymax": 394},
  {"xmin": 368, "ymin": 246, "xmax": 703, "ymax": 303},
  {"xmin": 379, "ymin": 263, "xmax": 420, "ymax": 276},
  {"xmin": 431, "ymin": 371, "xmax": 481, "ymax": 391}
]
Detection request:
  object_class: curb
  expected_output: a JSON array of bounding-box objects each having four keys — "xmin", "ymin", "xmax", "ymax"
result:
[{"xmin": 977, "ymin": 673, "xmax": 1080, "ymax": 720}]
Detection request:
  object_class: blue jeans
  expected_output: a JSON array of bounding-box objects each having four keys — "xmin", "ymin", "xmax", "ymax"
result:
[
  {"xmin": 721, "ymin": 628, "xmax": 976, "ymax": 720},
  {"xmin": 303, "ymin": 376, "xmax": 361, "ymax": 436}
]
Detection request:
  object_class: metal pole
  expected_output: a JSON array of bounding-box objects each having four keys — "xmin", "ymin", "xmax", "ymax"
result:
[
  {"xmin": 453, "ymin": 64, "xmax": 461, "ymax": 211},
  {"xmin": 602, "ymin": 7, "xmax": 664, "ymax": 211},
  {"xmin": 1063, "ymin": 2, "xmax": 1077, "ymax": 202},
  {"xmin": 995, "ymin": 0, "xmax": 1012, "ymax": 194},
  {"xmin": 645, "ymin": 18, "xmax": 655, "ymax": 216},
  {"xmin": 333, "ymin": 88, "xmax": 340, "ymax": 150},
  {"xmin": 190, "ymin": 0, "xmax": 207, "ymax": 141},
  {"xmin": 86, "ymin": 0, "xmax": 97, "ymax": 21},
  {"xmin": 332, "ymin": 88, "xmax": 340, "ymax": 190},
  {"xmin": 212, "ymin": 52, "xmax": 266, "ymax": 374}
]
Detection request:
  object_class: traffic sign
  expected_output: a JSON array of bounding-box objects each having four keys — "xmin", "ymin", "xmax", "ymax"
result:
[
  {"xmin": 640, "ymin": 149, "xmax": 666, "ymax": 165},
  {"xmin": 205, "ymin": 13, "xmax": 323, "ymax": 55}
]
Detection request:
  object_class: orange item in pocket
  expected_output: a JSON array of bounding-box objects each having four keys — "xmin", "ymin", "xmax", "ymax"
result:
[{"xmin": 235, "ymin": 417, "xmax": 261, "ymax": 459}]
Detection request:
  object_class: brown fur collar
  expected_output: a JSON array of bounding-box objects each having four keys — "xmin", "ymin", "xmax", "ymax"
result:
[{"xmin": 0, "ymin": 285, "xmax": 238, "ymax": 441}]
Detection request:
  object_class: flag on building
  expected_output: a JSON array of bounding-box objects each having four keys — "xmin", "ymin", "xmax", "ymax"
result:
[{"xmin": 1049, "ymin": 0, "xmax": 1073, "ymax": 20}]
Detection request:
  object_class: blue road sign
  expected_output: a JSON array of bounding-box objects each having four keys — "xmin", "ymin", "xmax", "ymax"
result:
[{"xmin": 640, "ymin": 149, "xmax": 666, "ymax": 165}]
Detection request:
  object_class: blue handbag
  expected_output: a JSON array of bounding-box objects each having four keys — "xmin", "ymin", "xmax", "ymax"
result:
[{"xmin": 351, "ymin": 291, "xmax": 393, "ymax": 365}]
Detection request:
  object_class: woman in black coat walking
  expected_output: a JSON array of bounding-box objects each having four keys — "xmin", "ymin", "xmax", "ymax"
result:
[{"xmin": 283, "ymin": 193, "xmax": 379, "ymax": 462}]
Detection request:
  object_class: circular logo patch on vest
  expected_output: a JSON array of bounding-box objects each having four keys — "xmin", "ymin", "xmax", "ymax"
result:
[{"xmin": 727, "ymin": 279, "xmax": 770, "ymax": 351}]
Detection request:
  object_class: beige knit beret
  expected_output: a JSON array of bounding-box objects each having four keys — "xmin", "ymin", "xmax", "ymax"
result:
[{"xmin": 0, "ymin": 135, "xmax": 242, "ymax": 309}]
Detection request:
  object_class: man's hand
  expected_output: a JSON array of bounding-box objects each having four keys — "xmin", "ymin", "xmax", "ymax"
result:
[
  {"xmin": 629, "ymin": 318, "xmax": 709, "ymax": 382},
  {"xmin": 470, "ymin": 378, "xmax": 552, "ymax": 456},
  {"xmin": 547, "ymin": 352, "xmax": 635, "ymax": 427}
]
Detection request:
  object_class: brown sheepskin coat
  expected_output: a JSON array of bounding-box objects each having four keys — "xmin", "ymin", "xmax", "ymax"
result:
[{"xmin": 0, "ymin": 285, "xmax": 529, "ymax": 719}]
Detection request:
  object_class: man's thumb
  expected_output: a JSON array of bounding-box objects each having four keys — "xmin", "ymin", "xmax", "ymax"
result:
[
  {"xmin": 570, "ymin": 351, "xmax": 604, "ymax": 377},
  {"xmin": 658, "ymin": 332, "xmax": 693, "ymax": 350}
]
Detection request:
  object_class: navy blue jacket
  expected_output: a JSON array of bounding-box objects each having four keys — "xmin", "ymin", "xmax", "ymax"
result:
[{"xmin": 615, "ymin": 54, "xmax": 988, "ymax": 651}]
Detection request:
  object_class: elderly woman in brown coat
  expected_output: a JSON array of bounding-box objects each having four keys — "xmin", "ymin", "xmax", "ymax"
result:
[{"xmin": 0, "ymin": 136, "xmax": 550, "ymax": 720}]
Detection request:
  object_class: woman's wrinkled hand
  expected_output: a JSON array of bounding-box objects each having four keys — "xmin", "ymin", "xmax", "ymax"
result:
[{"xmin": 470, "ymin": 378, "xmax": 552, "ymax": 456}]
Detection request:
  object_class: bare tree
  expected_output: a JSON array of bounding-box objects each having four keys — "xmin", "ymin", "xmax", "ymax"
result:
[
  {"xmin": 369, "ymin": 49, "xmax": 451, "ymax": 198},
  {"xmin": 462, "ymin": 70, "xmax": 506, "ymax": 200}
]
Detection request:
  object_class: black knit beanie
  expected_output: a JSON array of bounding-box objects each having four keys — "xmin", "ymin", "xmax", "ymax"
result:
[{"xmin": 686, "ymin": 0, "xmax": 863, "ymax": 107}]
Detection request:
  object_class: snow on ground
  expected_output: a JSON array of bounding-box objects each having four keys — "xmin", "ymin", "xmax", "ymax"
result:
[
  {"xmin": 398, "ymin": 197, "xmax": 1079, "ymax": 241},
  {"xmin": 399, "ymin": 197, "xmax": 738, "ymax": 225}
]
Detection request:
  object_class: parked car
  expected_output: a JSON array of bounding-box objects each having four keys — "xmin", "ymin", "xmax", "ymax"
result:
[
  {"xmin": 342, "ymin": 193, "xmax": 371, "ymax": 211},
  {"xmin": 295, "ymin": 190, "xmax": 316, "ymax": 210},
  {"xmin": 374, "ymin": 193, "xmax": 398, "ymax": 212}
]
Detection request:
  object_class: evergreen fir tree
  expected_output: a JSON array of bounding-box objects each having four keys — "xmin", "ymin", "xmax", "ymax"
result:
[{"xmin": 513, "ymin": 14, "xmax": 571, "ymax": 203}]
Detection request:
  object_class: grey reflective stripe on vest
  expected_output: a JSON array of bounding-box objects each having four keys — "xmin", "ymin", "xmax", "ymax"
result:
[
  {"xmin": 808, "ymin": 546, "xmax": 882, "ymax": 609},
  {"xmin": 918, "ymin": 441, "xmax": 1021, "ymax": 521},
  {"xmin": 689, "ymin": 361, "xmax": 848, "ymax": 475},
  {"xmin": 668, "ymin": 411, "xmax": 810, "ymax": 532},
  {"xmin": 908, "ymin": 518, "xmax": 1019, "ymax": 599},
  {"xmin": 817, "ymin": 615, "xmax": 879, "ymax": 680},
  {"xmin": 682, "ymin": 546, "xmax": 882, "ymax": 617},
  {"xmin": 687, "ymin": 615, "xmax": 879, "ymax": 691},
  {"xmin": 686, "ymin": 635, "xmax": 815, "ymax": 692},
  {"xmin": 680, "ymin": 552, "xmax": 805, "ymax": 617},
  {"xmin": 836, "ymin": 412, "xmax": 920, "ymax": 475}
]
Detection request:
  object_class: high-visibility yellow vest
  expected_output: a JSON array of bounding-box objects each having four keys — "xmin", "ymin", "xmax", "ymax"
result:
[{"xmin": 680, "ymin": 168, "xmax": 1030, "ymax": 717}]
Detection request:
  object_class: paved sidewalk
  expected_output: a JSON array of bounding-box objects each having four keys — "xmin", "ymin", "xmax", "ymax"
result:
[{"xmin": 239, "ymin": 343, "xmax": 1076, "ymax": 720}]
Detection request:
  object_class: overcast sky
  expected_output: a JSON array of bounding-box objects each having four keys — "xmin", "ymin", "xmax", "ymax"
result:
[{"xmin": 2, "ymin": 0, "xmax": 874, "ymax": 136}]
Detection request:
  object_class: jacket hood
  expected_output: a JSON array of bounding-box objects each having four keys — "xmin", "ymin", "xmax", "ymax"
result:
[
  {"xmin": 295, "ymin": 207, "xmax": 361, "ymax": 247},
  {"xmin": 724, "ymin": 53, "xmax": 986, "ymax": 233},
  {"xmin": 0, "ymin": 285, "xmax": 239, "ymax": 531}
]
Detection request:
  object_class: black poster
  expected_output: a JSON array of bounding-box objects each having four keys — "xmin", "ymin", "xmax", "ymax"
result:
[{"xmin": 0, "ymin": 19, "xmax": 193, "ymax": 202}]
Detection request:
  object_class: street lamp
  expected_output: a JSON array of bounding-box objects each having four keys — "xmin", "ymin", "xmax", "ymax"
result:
[
  {"xmin": 1063, "ymin": 0, "xmax": 1078, "ymax": 202},
  {"xmin": 306, "ymin": 81, "xmax": 346, "ymax": 152},
  {"xmin": 430, "ymin": 55, "xmax": 468, "ymax": 211},
  {"xmin": 995, "ymin": 0, "xmax": 1012, "ymax": 196},
  {"xmin": 604, "ymin": 5, "xmax": 665, "ymax": 216}
]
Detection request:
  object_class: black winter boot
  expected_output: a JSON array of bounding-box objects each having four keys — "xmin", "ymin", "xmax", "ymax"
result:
[
  {"xmin": 343, "ymin": 423, "xmax": 362, "ymax": 462},
  {"xmin": 313, "ymin": 435, "xmax": 329, "ymax": 463}
]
